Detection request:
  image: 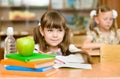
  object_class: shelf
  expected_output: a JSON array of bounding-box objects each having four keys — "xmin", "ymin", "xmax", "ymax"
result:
[
  {"xmin": 0, "ymin": 19, "xmax": 38, "ymax": 22},
  {"xmin": 0, "ymin": 34, "xmax": 30, "ymax": 37},
  {"xmin": 0, "ymin": 31, "xmax": 31, "ymax": 38},
  {"xmin": 0, "ymin": 34, "xmax": 30, "ymax": 41},
  {"xmin": 53, "ymin": 9, "xmax": 92, "ymax": 13},
  {"xmin": 0, "ymin": 6, "xmax": 48, "ymax": 9}
]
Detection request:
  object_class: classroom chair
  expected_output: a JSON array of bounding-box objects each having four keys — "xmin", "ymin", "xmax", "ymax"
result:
[
  {"xmin": 73, "ymin": 35, "xmax": 87, "ymax": 48},
  {"xmin": 100, "ymin": 45, "xmax": 120, "ymax": 63}
]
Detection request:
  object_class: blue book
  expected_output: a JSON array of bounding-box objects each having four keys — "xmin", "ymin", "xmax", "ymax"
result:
[{"xmin": 5, "ymin": 65, "xmax": 54, "ymax": 72}]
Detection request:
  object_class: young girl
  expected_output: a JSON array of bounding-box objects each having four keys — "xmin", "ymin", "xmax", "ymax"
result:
[
  {"xmin": 33, "ymin": 10, "xmax": 92, "ymax": 64},
  {"xmin": 82, "ymin": 5, "xmax": 120, "ymax": 49}
]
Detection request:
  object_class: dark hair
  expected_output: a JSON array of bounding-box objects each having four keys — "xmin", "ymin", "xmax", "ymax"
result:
[
  {"xmin": 90, "ymin": 5, "xmax": 118, "ymax": 36},
  {"xmin": 33, "ymin": 10, "xmax": 71, "ymax": 55}
]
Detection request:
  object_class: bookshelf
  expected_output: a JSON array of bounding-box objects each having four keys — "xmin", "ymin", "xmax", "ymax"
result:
[
  {"xmin": 50, "ymin": 0, "xmax": 98, "ymax": 35},
  {"xmin": 0, "ymin": 0, "xmax": 49, "ymax": 48}
]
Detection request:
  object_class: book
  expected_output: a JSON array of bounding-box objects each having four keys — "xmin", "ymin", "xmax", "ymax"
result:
[
  {"xmin": 6, "ymin": 53, "xmax": 55, "ymax": 62},
  {"xmin": 53, "ymin": 63, "xmax": 92, "ymax": 69},
  {"xmin": 55, "ymin": 54, "xmax": 85, "ymax": 63},
  {"xmin": 1, "ymin": 59, "xmax": 54, "ymax": 68},
  {"xmin": 54, "ymin": 54, "xmax": 92, "ymax": 69},
  {"xmin": 1, "ymin": 68, "xmax": 58, "ymax": 77},
  {"xmin": 5, "ymin": 65, "xmax": 54, "ymax": 72}
]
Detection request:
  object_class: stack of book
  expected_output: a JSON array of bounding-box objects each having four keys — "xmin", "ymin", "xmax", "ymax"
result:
[{"xmin": 0, "ymin": 53, "xmax": 58, "ymax": 77}]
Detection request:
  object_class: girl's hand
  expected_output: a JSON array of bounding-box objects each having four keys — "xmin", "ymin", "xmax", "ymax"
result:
[
  {"xmin": 35, "ymin": 48, "xmax": 53, "ymax": 54},
  {"xmin": 45, "ymin": 52, "xmax": 53, "ymax": 54},
  {"xmin": 35, "ymin": 49, "xmax": 46, "ymax": 54},
  {"xmin": 38, "ymin": 51, "xmax": 53, "ymax": 54}
]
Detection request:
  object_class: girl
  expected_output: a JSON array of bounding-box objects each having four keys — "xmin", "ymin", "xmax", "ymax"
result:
[
  {"xmin": 82, "ymin": 5, "xmax": 120, "ymax": 49},
  {"xmin": 33, "ymin": 10, "xmax": 92, "ymax": 64}
]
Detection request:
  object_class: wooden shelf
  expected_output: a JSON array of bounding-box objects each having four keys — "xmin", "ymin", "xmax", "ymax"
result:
[
  {"xmin": 0, "ymin": 19, "xmax": 38, "ymax": 22},
  {"xmin": 0, "ymin": 34, "xmax": 30, "ymax": 36},
  {"xmin": 53, "ymin": 9, "xmax": 92, "ymax": 13},
  {"xmin": 0, "ymin": 6, "xmax": 48, "ymax": 9},
  {"xmin": 0, "ymin": 33, "xmax": 31, "ymax": 37}
]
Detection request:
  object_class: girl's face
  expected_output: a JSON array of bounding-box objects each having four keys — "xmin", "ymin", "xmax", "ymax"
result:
[
  {"xmin": 40, "ymin": 27, "xmax": 65, "ymax": 47},
  {"xmin": 95, "ymin": 11, "xmax": 113, "ymax": 31}
]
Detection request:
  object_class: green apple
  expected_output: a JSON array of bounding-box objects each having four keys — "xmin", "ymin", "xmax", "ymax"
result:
[{"xmin": 16, "ymin": 37, "xmax": 35, "ymax": 56}]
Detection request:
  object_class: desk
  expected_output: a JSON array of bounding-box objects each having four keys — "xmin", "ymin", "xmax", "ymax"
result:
[
  {"xmin": 84, "ymin": 49, "xmax": 100, "ymax": 63},
  {"xmin": 74, "ymin": 45, "xmax": 100, "ymax": 63},
  {"xmin": 0, "ymin": 63, "xmax": 120, "ymax": 79}
]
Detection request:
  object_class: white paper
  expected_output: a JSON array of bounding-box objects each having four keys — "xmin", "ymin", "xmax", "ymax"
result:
[
  {"xmin": 56, "ymin": 54, "xmax": 84, "ymax": 63},
  {"xmin": 53, "ymin": 63, "xmax": 92, "ymax": 69}
]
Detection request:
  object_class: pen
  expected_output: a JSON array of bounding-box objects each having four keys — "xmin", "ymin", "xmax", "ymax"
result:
[
  {"xmin": 56, "ymin": 58, "xmax": 65, "ymax": 64},
  {"xmin": 35, "ymin": 48, "xmax": 45, "ymax": 54}
]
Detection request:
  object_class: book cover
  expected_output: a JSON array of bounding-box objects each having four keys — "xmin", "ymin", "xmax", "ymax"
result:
[
  {"xmin": 1, "ymin": 68, "xmax": 58, "ymax": 77},
  {"xmin": 1, "ymin": 59, "xmax": 55, "ymax": 68},
  {"xmin": 5, "ymin": 65, "xmax": 54, "ymax": 72},
  {"xmin": 6, "ymin": 53, "xmax": 55, "ymax": 62}
]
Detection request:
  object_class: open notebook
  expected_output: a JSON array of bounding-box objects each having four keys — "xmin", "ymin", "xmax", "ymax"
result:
[
  {"xmin": 54, "ymin": 54, "xmax": 92, "ymax": 69},
  {"xmin": 53, "ymin": 63, "xmax": 92, "ymax": 69}
]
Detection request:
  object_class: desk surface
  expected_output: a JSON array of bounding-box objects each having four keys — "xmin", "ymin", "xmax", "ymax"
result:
[{"xmin": 0, "ymin": 63, "xmax": 120, "ymax": 79}]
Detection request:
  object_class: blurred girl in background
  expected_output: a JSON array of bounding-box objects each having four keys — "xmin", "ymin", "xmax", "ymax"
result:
[{"xmin": 82, "ymin": 5, "xmax": 119, "ymax": 49}]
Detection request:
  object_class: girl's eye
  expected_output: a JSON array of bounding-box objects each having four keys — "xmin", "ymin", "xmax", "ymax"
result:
[
  {"xmin": 48, "ymin": 29, "xmax": 53, "ymax": 32},
  {"xmin": 110, "ymin": 18, "xmax": 113, "ymax": 21},
  {"xmin": 58, "ymin": 29, "xmax": 63, "ymax": 32},
  {"xmin": 103, "ymin": 18, "xmax": 107, "ymax": 20}
]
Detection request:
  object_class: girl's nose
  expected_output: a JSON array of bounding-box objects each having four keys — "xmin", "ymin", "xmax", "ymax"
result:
[
  {"xmin": 53, "ymin": 31, "xmax": 58, "ymax": 37},
  {"xmin": 107, "ymin": 20, "xmax": 111, "ymax": 24}
]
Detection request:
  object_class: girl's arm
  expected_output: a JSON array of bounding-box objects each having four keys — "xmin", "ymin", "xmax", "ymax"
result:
[
  {"xmin": 34, "ymin": 44, "xmax": 47, "ymax": 54},
  {"xmin": 69, "ymin": 44, "xmax": 92, "ymax": 64},
  {"xmin": 34, "ymin": 44, "xmax": 56, "ymax": 54},
  {"xmin": 82, "ymin": 38, "xmax": 103, "ymax": 49},
  {"xmin": 82, "ymin": 30, "xmax": 105, "ymax": 49}
]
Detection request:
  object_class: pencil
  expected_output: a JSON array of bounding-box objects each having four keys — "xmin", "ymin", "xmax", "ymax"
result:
[
  {"xmin": 35, "ymin": 49, "xmax": 45, "ymax": 54},
  {"xmin": 56, "ymin": 58, "xmax": 65, "ymax": 64}
]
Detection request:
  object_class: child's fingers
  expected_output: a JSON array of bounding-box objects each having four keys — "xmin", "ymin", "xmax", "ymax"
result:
[{"xmin": 46, "ymin": 52, "xmax": 53, "ymax": 54}]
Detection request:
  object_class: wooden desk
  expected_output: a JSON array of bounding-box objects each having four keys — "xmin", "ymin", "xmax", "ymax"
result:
[
  {"xmin": 84, "ymin": 49, "xmax": 100, "ymax": 63},
  {"xmin": 74, "ymin": 45, "xmax": 100, "ymax": 63},
  {"xmin": 0, "ymin": 63, "xmax": 120, "ymax": 79}
]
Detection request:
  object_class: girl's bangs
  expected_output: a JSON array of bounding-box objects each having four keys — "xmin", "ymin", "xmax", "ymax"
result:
[{"xmin": 45, "ymin": 20, "xmax": 65, "ymax": 29}]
